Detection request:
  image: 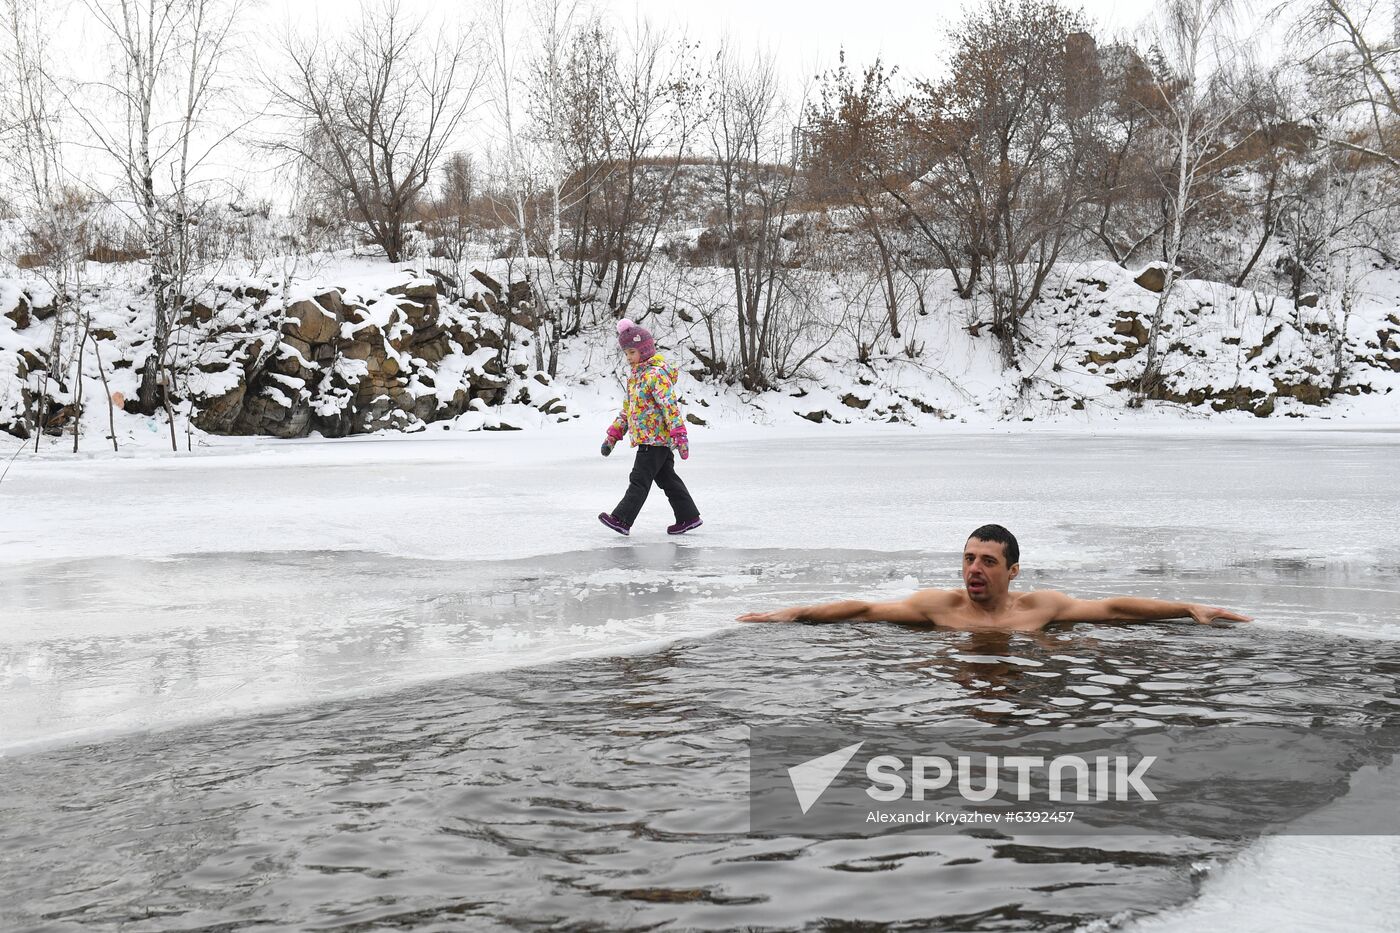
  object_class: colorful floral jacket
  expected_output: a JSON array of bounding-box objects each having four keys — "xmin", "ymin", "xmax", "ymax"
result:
[{"xmin": 608, "ymin": 354, "xmax": 685, "ymax": 448}]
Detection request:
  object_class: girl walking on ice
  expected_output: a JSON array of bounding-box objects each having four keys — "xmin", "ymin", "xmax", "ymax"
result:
[{"xmin": 598, "ymin": 319, "xmax": 702, "ymax": 536}]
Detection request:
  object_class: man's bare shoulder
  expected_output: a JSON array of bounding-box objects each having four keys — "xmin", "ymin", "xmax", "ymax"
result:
[
  {"xmin": 1015, "ymin": 589, "xmax": 1073, "ymax": 609},
  {"xmin": 907, "ymin": 588, "xmax": 966, "ymax": 613}
]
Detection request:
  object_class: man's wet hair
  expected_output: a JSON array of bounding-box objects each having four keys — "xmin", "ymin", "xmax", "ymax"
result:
[{"xmin": 968, "ymin": 524, "xmax": 1019, "ymax": 566}]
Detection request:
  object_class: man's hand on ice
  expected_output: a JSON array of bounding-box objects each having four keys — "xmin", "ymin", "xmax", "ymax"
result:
[
  {"xmin": 1187, "ymin": 604, "xmax": 1253, "ymax": 625},
  {"xmin": 737, "ymin": 608, "xmax": 801, "ymax": 623}
]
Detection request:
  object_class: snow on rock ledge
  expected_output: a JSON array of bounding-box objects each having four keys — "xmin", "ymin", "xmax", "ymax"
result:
[{"xmin": 0, "ymin": 265, "xmax": 569, "ymax": 441}]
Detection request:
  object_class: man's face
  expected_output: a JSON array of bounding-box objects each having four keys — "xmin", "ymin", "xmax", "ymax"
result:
[{"xmin": 963, "ymin": 537, "xmax": 1019, "ymax": 603}]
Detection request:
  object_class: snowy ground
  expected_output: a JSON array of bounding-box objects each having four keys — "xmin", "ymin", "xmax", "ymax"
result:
[{"xmin": 2, "ymin": 424, "xmax": 1398, "ymax": 929}]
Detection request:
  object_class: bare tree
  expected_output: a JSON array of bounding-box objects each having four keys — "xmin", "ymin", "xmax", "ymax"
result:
[
  {"xmin": 424, "ymin": 151, "xmax": 480, "ymax": 294},
  {"xmin": 883, "ymin": 96, "xmax": 985, "ymax": 300},
  {"xmin": 1274, "ymin": 141, "xmax": 1395, "ymax": 301},
  {"xmin": 1213, "ymin": 66, "xmax": 1316, "ymax": 288},
  {"xmin": 925, "ymin": 0, "xmax": 1099, "ymax": 365},
  {"xmin": 707, "ymin": 44, "xmax": 803, "ymax": 390},
  {"xmin": 555, "ymin": 19, "xmax": 616, "ymax": 325},
  {"xmin": 268, "ymin": 0, "xmax": 482, "ymax": 264},
  {"xmin": 587, "ymin": 18, "xmax": 702, "ymax": 314},
  {"xmin": 1294, "ymin": 0, "xmax": 1400, "ymax": 169},
  {"xmin": 1077, "ymin": 42, "xmax": 1174, "ymax": 267},
  {"xmin": 1136, "ymin": 0, "xmax": 1244, "ymax": 396},
  {"xmin": 521, "ymin": 0, "xmax": 594, "ymax": 377},
  {"xmin": 524, "ymin": 0, "xmax": 586, "ymax": 264},
  {"xmin": 484, "ymin": 0, "xmax": 537, "ymax": 268},
  {"xmin": 72, "ymin": 0, "xmax": 244, "ymax": 446},
  {"xmin": 2, "ymin": 0, "xmax": 94, "ymax": 446},
  {"xmin": 804, "ymin": 55, "xmax": 910, "ymax": 340}
]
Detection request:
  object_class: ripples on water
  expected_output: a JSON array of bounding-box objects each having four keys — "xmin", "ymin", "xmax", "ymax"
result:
[{"xmin": 3, "ymin": 621, "xmax": 1399, "ymax": 933}]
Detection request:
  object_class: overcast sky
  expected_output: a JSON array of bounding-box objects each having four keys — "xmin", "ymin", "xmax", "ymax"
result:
[
  {"xmin": 208, "ymin": 0, "xmax": 1256, "ymax": 202},
  {"xmin": 275, "ymin": 0, "xmax": 1167, "ymax": 88},
  {"xmin": 598, "ymin": 0, "xmax": 1163, "ymax": 84}
]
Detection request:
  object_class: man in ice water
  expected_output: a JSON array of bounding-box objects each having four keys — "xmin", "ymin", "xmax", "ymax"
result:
[{"xmin": 737, "ymin": 524, "xmax": 1252, "ymax": 631}]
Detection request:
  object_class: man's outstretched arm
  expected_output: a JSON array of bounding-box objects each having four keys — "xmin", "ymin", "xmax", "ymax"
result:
[
  {"xmin": 1038, "ymin": 592, "xmax": 1252, "ymax": 625},
  {"xmin": 737, "ymin": 594, "xmax": 936, "ymax": 624}
]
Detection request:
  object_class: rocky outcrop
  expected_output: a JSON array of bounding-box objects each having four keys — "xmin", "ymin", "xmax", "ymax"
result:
[
  {"xmin": 462, "ymin": 273, "xmax": 537, "ymax": 330},
  {"xmin": 4, "ymin": 303, "xmax": 29, "ymax": 330},
  {"xmin": 1, "ymin": 289, "xmax": 56, "ymax": 331},
  {"xmin": 1133, "ymin": 265, "xmax": 1180, "ymax": 292},
  {"xmin": 182, "ymin": 272, "xmax": 553, "ymax": 439},
  {"xmin": 1112, "ymin": 312, "xmax": 1150, "ymax": 346}
]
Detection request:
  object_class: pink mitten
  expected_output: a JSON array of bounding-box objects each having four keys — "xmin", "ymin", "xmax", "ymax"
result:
[
  {"xmin": 671, "ymin": 427, "xmax": 689, "ymax": 460},
  {"xmin": 602, "ymin": 425, "xmax": 625, "ymax": 457}
]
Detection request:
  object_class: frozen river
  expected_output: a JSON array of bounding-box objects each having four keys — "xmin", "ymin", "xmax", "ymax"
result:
[
  {"xmin": 1, "ymin": 426, "xmax": 1398, "ymax": 930},
  {"xmin": 4, "ymin": 426, "xmax": 1398, "ymax": 751}
]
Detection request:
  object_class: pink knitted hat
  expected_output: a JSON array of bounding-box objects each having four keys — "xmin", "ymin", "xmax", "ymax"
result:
[{"xmin": 616, "ymin": 318, "xmax": 655, "ymax": 359}]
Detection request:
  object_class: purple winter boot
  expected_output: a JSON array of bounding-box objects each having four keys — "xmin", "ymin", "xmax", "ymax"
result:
[
  {"xmin": 598, "ymin": 512, "xmax": 631, "ymax": 536},
  {"xmin": 667, "ymin": 516, "xmax": 703, "ymax": 536}
]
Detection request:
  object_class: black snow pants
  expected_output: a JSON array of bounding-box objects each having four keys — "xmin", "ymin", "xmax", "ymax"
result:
[{"xmin": 612, "ymin": 444, "xmax": 699, "ymax": 526}]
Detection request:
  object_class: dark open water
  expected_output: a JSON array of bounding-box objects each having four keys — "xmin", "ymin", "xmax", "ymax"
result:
[{"xmin": 3, "ymin": 618, "xmax": 1398, "ymax": 932}]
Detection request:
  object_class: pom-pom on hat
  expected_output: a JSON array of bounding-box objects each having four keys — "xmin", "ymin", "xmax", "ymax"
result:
[{"xmin": 616, "ymin": 318, "xmax": 655, "ymax": 359}]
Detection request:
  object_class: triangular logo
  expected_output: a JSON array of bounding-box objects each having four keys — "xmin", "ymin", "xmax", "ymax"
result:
[{"xmin": 787, "ymin": 741, "xmax": 865, "ymax": 814}]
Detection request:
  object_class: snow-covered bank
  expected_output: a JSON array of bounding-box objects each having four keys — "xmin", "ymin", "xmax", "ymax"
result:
[
  {"xmin": 1123, "ymin": 758, "xmax": 1400, "ymax": 933},
  {"xmin": 1122, "ymin": 835, "xmax": 1400, "ymax": 933},
  {"xmin": 2, "ymin": 255, "xmax": 1398, "ymax": 453}
]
